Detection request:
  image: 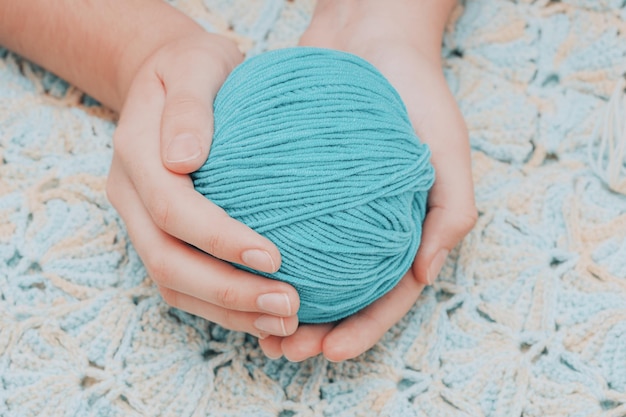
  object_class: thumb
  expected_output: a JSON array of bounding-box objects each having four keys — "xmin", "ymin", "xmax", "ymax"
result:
[
  {"xmin": 411, "ymin": 123, "xmax": 477, "ymax": 285},
  {"xmin": 408, "ymin": 92, "xmax": 477, "ymax": 286},
  {"xmin": 158, "ymin": 39, "xmax": 243, "ymax": 174},
  {"xmin": 161, "ymin": 92, "xmax": 213, "ymax": 174},
  {"xmin": 413, "ymin": 203, "xmax": 477, "ymax": 286}
]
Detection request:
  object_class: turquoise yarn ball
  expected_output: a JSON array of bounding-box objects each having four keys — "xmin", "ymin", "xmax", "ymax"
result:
[{"xmin": 191, "ymin": 47, "xmax": 435, "ymax": 323}]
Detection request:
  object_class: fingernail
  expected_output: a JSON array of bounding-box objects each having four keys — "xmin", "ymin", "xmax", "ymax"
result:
[
  {"xmin": 254, "ymin": 315, "xmax": 288, "ymax": 336},
  {"xmin": 166, "ymin": 133, "xmax": 202, "ymax": 163},
  {"xmin": 257, "ymin": 293, "xmax": 292, "ymax": 316},
  {"xmin": 264, "ymin": 351, "xmax": 283, "ymax": 360},
  {"xmin": 427, "ymin": 249, "xmax": 449, "ymax": 285},
  {"xmin": 242, "ymin": 249, "xmax": 276, "ymax": 273}
]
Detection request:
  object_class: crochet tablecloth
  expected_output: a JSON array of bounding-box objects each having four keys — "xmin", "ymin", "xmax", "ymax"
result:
[{"xmin": 1, "ymin": 1, "xmax": 626, "ymax": 416}]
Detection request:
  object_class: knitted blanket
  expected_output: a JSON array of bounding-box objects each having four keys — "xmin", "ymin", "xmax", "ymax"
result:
[{"xmin": 1, "ymin": 1, "xmax": 626, "ymax": 416}]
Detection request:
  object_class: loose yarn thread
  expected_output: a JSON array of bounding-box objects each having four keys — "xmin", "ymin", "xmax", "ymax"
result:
[
  {"xmin": 192, "ymin": 47, "xmax": 435, "ymax": 323},
  {"xmin": 588, "ymin": 76, "xmax": 626, "ymax": 195}
]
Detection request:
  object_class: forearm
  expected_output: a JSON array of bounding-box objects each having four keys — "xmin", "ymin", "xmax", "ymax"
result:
[{"xmin": 0, "ymin": 0, "xmax": 205, "ymax": 111}]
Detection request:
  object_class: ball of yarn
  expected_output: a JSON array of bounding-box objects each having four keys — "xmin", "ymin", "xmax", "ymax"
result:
[{"xmin": 191, "ymin": 47, "xmax": 435, "ymax": 323}]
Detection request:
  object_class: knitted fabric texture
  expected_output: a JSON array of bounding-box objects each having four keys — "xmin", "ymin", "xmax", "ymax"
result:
[
  {"xmin": 2, "ymin": 0, "xmax": 626, "ymax": 416},
  {"xmin": 191, "ymin": 47, "xmax": 434, "ymax": 323}
]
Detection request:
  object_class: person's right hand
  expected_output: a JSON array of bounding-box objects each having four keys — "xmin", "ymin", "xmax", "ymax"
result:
[
  {"xmin": 258, "ymin": 0, "xmax": 476, "ymax": 362},
  {"xmin": 106, "ymin": 31, "xmax": 300, "ymax": 339}
]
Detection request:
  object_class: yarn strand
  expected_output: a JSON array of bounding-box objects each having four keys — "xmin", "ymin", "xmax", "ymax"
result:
[{"xmin": 192, "ymin": 47, "xmax": 435, "ymax": 323}]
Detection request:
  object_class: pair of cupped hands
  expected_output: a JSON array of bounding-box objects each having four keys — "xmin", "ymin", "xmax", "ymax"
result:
[{"xmin": 107, "ymin": 2, "xmax": 476, "ymax": 362}]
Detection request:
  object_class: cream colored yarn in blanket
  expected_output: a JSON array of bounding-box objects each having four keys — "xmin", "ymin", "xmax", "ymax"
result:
[{"xmin": 1, "ymin": 0, "xmax": 626, "ymax": 416}]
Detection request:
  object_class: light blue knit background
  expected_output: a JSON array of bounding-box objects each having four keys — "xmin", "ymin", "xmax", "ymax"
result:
[{"xmin": 1, "ymin": 1, "xmax": 626, "ymax": 416}]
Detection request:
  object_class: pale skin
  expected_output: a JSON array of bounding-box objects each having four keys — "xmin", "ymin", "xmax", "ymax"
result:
[{"xmin": 0, "ymin": 0, "xmax": 476, "ymax": 361}]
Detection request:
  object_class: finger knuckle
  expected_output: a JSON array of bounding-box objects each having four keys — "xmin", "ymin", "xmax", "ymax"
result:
[
  {"xmin": 148, "ymin": 196, "xmax": 172, "ymax": 231},
  {"xmin": 203, "ymin": 232, "xmax": 225, "ymax": 256},
  {"xmin": 215, "ymin": 285, "xmax": 240, "ymax": 309},
  {"xmin": 146, "ymin": 252, "xmax": 174, "ymax": 289},
  {"xmin": 459, "ymin": 206, "xmax": 479, "ymax": 233},
  {"xmin": 158, "ymin": 286, "xmax": 179, "ymax": 308},
  {"xmin": 163, "ymin": 95, "xmax": 206, "ymax": 119}
]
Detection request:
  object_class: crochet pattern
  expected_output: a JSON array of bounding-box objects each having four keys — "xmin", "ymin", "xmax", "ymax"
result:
[{"xmin": 1, "ymin": 0, "xmax": 625, "ymax": 416}]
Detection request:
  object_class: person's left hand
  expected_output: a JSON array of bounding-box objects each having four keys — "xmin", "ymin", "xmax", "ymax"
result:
[{"xmin": 258, "ymin": 0, "xmax": 477, "ymax": 362}]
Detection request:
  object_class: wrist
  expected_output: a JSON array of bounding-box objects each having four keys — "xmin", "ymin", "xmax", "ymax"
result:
[
  {"xmin": 0, "ymin": 0, "xmax": 233, "ymax": 112},
  {"xmin": 302, "ymin": 0, "xmax": 455, "ymax": 64},
  {"xmin": 113, "ymin": 7, "xmax": 241, "ymax": 110}
]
